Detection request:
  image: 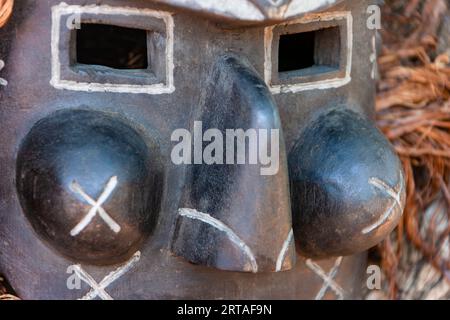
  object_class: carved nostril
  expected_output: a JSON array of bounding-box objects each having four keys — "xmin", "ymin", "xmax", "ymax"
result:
[
  {"xmin": 289, "ymin": 108, "xmax": 406, "ymax": 259},
  {"xmin": 16, "ymin": 109, "xmax": 164, "ymax": 266},
  {"xmin": 171, "ymin": 54, "xmax": 295, "ymax": 273}
]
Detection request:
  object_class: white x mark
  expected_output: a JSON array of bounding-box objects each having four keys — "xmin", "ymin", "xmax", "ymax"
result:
[
  {"xmin": 306, "ymin": 257, "xmax": 344, "ymax": 300},
  {"xmin": 72, "ymin": 251, "xmax": 141, "ymax": 300},
  {"xmin": 0, "ymin": 60, "xmax": 7, "ymax": 87},
  {"xmin": 70, "ymin": 176, "xmax": 121, "ymax": 236},
  {"xmin": 363, "ymin": 173, "xmax": 404, "ymax": 234}
]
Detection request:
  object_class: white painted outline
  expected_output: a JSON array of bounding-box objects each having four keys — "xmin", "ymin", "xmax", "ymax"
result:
[
  {"xmin": 0, "ymin": 59, "xmax": 7, "ymax": 86},
  {"xmin": 178, "ymin": 208, "xmax": 258, "ymax": 273},
  {"xmin": 71, "ymin": 251, "xmax": 141, "ymax": 300},
  {"xmin": 69, "ymin": 176, "xmax": 121, "ymax": 236},
  {"xmin": 51, "ymin": 2, "xmax": 175, "ymax": 95},
  {"xmin": 275, "ymin": 228, "xmax": 293, "ymax": 272},
  {"xmin": 306, "ymin": 257, "xmax": 344, "ymax": 300},
  {"xmin": 370, "ymin": 34, "xmax": 377, "ymax": 80},
  {"xmin": 264, "ymin": 11, "xmax": 353, "ymax": 94},
  {"xmin": 363, "ymin": 173, "xmax": 405, "ymax": 234}
]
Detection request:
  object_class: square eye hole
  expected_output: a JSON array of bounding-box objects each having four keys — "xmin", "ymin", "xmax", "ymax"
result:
[
  {"xmin": 265, "ymin": 12, "xmax": 352, "ymax": 94},
  {"xmin": 278, "ymin": 27, "xmax": 341, "ymax": 77},
  {"xmin": 51, "ymin": 4, "xmax": 174, "ymax": 94},
  {"xmin": 76, "ymin": 23, "xmax": 149, "ymax": 70}
]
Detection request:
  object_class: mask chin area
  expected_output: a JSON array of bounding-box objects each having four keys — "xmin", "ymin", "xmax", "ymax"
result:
[{"xmin": 289, "ymin": 108, "xmax": 406, "ymax": 259}]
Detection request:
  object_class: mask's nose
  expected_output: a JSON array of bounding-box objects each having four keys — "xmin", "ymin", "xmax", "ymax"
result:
[{"xmin": 171, "ymin": 55, "xmax": 295, "ymax": 273}]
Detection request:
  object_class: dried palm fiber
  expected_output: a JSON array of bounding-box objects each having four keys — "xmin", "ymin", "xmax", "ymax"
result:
[
  {"xmin": 376, "ymin": 0, "xmax": 450, "ymax": 299},
  {"xmin": 0, "ymin": 276, "xmax": 18, "ymax": 300},
  {"xmin": 0, "ymin": 0, "xmax": 13, "ymax": 28}
]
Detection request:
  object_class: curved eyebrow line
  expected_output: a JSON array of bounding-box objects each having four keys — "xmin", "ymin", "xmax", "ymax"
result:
[
  {"xmin": 276, "ymin": 228, "xmax": 293, "ymax": 272},
  {"xmin": 178, "ymin": 208, "xmax": 258, "ymax": 273}
]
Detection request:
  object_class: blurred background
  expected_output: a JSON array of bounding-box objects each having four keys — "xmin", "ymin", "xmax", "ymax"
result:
[{"xmin": 368, "ymin": 0, "xmax": 450, "ymax": 300}]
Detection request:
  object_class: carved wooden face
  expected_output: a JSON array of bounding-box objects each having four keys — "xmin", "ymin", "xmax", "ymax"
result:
[{"xmin": 0, "ymin": 0, "xmax": 405, "ymax": 299}]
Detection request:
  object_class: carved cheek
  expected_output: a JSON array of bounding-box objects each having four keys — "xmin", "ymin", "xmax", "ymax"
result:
[
  {"xmin": 289, "ymin": 108, "xmax": 406, "ymax": 259},
  {"xmin": 16, "ymin": 109, "xmax": 164, "ymax": 266}
]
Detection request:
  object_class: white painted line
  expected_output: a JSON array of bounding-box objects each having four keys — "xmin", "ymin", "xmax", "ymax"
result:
[
  {"xmin": 363, "ymin": 173, "xmax": 404, "ymax": 234},
  {"xmin": 50, "ymin": 3, "xmax": 175, "ymax": 94},
  {"xmin": 264, "ymin": 11, "xmax": 353, "ymax": 94},
  {"xmin": 369, "ymin": 176, "xmax": 403, "ymax": 208},
  {"xmin": 370, "ymin": 34, "xmax": 377, "ymax": 80},
  {"xmin": 0, "ymin": 59, "xmax": 7, "ymax": 86},
  {"xmin": 363, "ymin": 201, "xmax": 398, "ymax": 235},
  {"xmin": 314, "ymin": 257, "xmax": 342, "ymax": 300},
  {"xmin": 178, "ymin": 208, "xmax": 258, "ymax": 273},
  {"xmin": 70, "ymin": 176, "xmax": 121, "ymax": 236},
  {"xmin": 71, "ymin": 251, "xmax": 141, "ymax": 300},
  {"xmin": 72, "ymin": 265, "xmax": 113, "ymax": 300},
  {"xmin": 275, "ymin": 228, "xmax": 293, "ymax": 272},
  {"xmin": 306, "ymin": 257, "xmax": 344, "ymax": 300}
]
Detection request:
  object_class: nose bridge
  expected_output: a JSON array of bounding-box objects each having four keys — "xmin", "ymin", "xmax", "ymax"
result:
[{"xmin": 171, "ymin": 54, "xmax": 295, "ymax": 273}]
